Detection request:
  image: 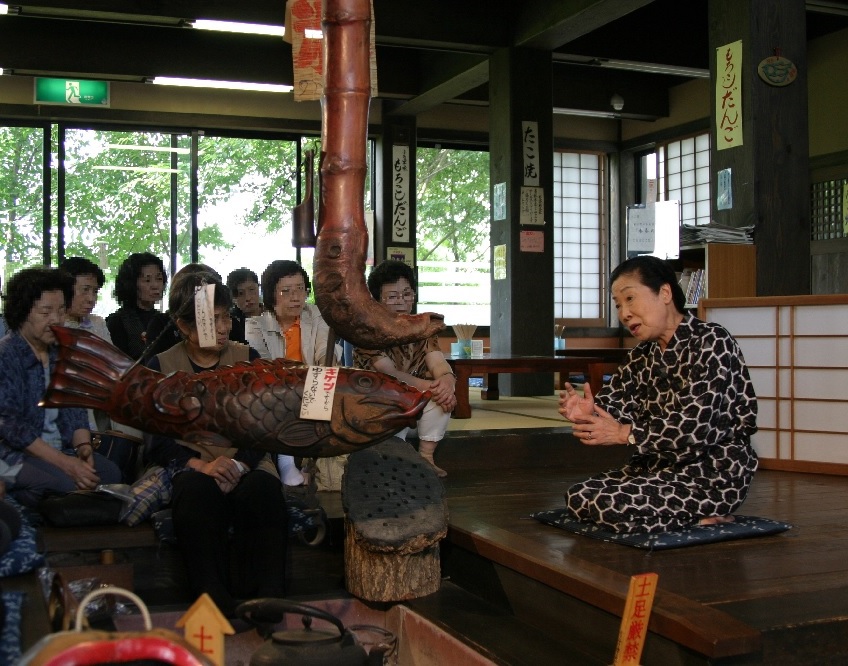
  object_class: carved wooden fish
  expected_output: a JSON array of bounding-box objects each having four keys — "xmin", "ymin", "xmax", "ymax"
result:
[{"xmin": 40, "ymin": 327, "xmax": 431, "ymax": 458}]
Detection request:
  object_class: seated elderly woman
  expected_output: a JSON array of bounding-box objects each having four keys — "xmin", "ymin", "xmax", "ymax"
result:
[
  {"xmin": 0, "ymin": 267, "xmax": 121, "ymax": 508},
  {"xmin": 353, "ymin": 260, "xmax": 457, "ymax": 477},
  {"xmin": 106, "ymin": 252, "xmax": 167, "ymax": 360},
  {"xmin": 245, "ymin": 259, "xmax": 341, "ymax": 488},
  {"xmin": 59, "ymin": 256, "xmax": 112, "ymax": 343},
  {"xmin": 145, "ymin": 270, "xmax": 288, "ymax": 618}
]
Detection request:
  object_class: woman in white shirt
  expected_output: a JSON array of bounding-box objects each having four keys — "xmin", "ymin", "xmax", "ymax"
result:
[{"xmin": 245, "ymin": 260, "xmax": 341, "ymax": 487}]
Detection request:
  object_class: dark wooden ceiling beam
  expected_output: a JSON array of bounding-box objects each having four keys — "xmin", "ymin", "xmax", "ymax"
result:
[
  {"xmin": 386, "ymin": 59, "xmax": 489, "ymax": 117},
  {"xmin": 512, "ymin": 0, "xmax": 655, "ymax": 51}
]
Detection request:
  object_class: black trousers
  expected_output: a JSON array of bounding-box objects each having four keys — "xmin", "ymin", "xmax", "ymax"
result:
[{"xmin": 171, "ymin": 469, "xmax": 288, "ymax": 617}]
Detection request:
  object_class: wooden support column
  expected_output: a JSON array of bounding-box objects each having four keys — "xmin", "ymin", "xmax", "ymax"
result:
[
  {"xmin": 709, "ymin": 0, "xmax": 810, "ymax": 295},
  {"xmin": 374, "ymin": 107, "xmax": 417, "ymax": 268},
  {"xmin": 489, "ymin": 48, "xmax": 554, "ymax": 395}
]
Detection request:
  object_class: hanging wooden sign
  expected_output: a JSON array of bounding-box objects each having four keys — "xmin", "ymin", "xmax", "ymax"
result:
[{"xmin": 758, "ymin": 55, "xmax": 797, "ymax": 87}]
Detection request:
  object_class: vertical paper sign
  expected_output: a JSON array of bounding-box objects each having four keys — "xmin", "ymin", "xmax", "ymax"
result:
[
  {"xmin": 519, "ymin": 186, "xmax": 545, "ymax": 225},
  {"xmin": 392, "ymin": 145, "xmax": 410, "ymax": 242},
  {"xmin": 493, "ymin": 182, "xmax": 507, "ymax": 221},
  {"xmin": 646, "ymin": 179, "xmax": 657, "ymax": 208},
  {"xmin": 717, "ymin": 168, "xmax": 733, "ymax": 210},
  {"xmin": 493, "ymin": 244, "xmax": 507, "ymax": 280},
  {"xmin": 842, "ymin": 183, "xmax": 848, "ymax": 235},
  {"xmin": 300, "ymin": 366, "xmax": 339, "ymax": 421},
  {"xmin": 521, "ymin": 121, "xmax": 540, "ymax": 186},
  {"xmin": 613, "ymin": 573, "xmax": 658, "ymax": 666},
  {"xmin": 716, "ymin": 40, "xmax": 743, "ymax": 150},
  {"xmin": 287, "ymin": 0, "xmax": 378, "ymax": 102},
  {"xmin": 194, "ymin": 283, "xmax": 217, "ymax": 348}
]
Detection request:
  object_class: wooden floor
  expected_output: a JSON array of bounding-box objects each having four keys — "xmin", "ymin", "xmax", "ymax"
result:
[
  {"xmin": 25, "ymin": 426, "xmax": 848, "ymax": 664},
  {"xmin": 430, "ymin": 428, "xmax": 848, "ymax": 665}
]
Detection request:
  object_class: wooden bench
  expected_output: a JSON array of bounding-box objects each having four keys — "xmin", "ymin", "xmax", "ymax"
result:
[{"xmin": 446, "ymin": 352, "xmax": 628, "ymax": 418}]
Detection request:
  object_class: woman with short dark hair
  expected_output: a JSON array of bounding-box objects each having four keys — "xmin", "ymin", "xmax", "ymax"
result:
[
  {"xmin": 106, "ymin": 252, "xmax": 167, "ymax": 359},
  {"xmin": 246, "ymin": 260, "xmax": 341, "ymax": 487},
  {"xmin": 145, "ymin": 270, "xmax": 288, "ymax": 617},
  {"xmin": 60, "ymin": 256, "xmax": 111, "ymax": 343},
  {"xmin": 0, "ymin": 267, "xmax": 121, "ymax": 507},
  {"xmin": 559, "ymin": 255, "xmax": 758, "ymax": 533}
]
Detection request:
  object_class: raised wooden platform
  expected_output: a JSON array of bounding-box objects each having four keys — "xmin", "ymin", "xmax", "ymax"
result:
[{"xmin": 432, "ymin": 429, "xmax": 848, "ymax": 664}]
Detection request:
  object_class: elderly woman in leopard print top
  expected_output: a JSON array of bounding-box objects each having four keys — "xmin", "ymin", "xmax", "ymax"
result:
[{"xmin": 558, "ymin": 255, "xmax": 758, "ymax": 534}]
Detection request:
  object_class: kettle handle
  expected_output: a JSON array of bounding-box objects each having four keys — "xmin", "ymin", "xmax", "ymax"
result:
[{"xmin": 236, "ymin": 599, "xmax": 346, "ymax": 637}]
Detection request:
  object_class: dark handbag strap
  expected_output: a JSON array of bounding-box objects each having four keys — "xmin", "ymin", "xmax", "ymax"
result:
[{"xmin": 323, "ymin": 328, "xmax": 338, "ymax": 367}]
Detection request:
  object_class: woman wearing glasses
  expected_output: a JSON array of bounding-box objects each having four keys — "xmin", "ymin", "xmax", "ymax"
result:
[
  {"xmin": 353, "ymin": 260, "xmax": 457, "ymax": 477},
  {"xmin": 245, "ymin": 260, "xmax": 341, "ymax": 487}
]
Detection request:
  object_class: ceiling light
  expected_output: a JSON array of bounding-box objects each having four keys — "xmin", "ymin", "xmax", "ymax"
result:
[
  {"xmin": 150, "ymin": 76, "xmax": 293, "ymax": 93},
  {"xmin": 553, "ymin": 107, "xmax": 618, "ymax": 119},
  {"xmin": 0, "ymin": 5, "xmax": 8, "ymax": 15},
  {"xmin": 191, "ymin": 19, "xmax": 285, "ymax": 37},
  {"xmin": 554, "ymin": 54, "xmax": 709, "ymax": 79},
  {"xmin": 599, "ymin": 58, "xmax": 709, "ymax": 78},
  {"xmin": 610, "ymin": 93, "xmax": 624, "ymax": 111}
]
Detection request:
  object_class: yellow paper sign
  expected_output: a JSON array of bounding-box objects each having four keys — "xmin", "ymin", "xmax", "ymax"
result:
[
  {"xmin": 613, "ymin": 572, "xmax": 658, "ymax": 666},
  {"xmin": 842, "ymin": 183, "xmax": 848, "ymax": 235},
  {"xmin": 716, "ymin": 40, "xmax": 743, "ymax": 150}
]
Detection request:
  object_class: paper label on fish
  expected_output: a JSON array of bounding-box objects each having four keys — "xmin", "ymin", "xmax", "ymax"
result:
[
  {"xmin": 300, "ymin": 365, "xmax": 339, "ymax": 421},
  {"xmin": 195, "ymin": 283, "xmax": 217, "ymax": 348}
]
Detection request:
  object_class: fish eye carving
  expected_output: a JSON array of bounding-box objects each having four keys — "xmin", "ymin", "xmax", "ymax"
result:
[{"xmin": 351, "ymin": 371, "xmax": 377, "ymax": 393}]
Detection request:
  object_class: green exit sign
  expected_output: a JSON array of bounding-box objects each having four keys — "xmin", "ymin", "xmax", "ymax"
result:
[{"xmin": 34, "ymin": 78, "xmax": 110, "ymax": 107}]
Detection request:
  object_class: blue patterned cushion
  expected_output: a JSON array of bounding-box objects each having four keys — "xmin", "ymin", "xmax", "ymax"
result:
[
  {"xmin": 531, "ymin": 509, "xmax": 791, "ymax": 550},
  {"xmin": 0, "ymin": 500, "xmax": 43, "ymax": 577},
  {"xmin": 0, "ymin": 591, "xmax": 24, "ymax": 665}
]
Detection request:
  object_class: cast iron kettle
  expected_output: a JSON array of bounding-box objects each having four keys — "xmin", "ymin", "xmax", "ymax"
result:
[{"xmin": 237, "ymin": 599, "xmax": 386, "ymax": 666}]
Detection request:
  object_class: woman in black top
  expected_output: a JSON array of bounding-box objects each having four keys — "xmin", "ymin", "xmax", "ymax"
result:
[{"xmin": 106, "ymin": 252, "xmax": 167, "ymax": 360}]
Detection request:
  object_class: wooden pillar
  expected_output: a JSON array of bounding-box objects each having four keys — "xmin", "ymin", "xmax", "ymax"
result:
[
  {"xmin": 374, "ymin": 108, "xmax": 417, "ymax": 268},
  {"xmin": 488, "ymin": 47, "xmax": 554, "ymax": 396},
  {"xmin": 709, "ymin": 0, "xmax": 810, "ymax": 295}
]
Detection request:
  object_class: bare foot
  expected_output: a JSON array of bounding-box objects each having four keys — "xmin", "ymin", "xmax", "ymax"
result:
[{"xmin": 698, "ymin": 515, "xmax": 735, "ymax": 526}]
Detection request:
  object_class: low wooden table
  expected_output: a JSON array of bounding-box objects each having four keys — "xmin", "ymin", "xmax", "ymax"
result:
[{"xmin": 445, "ymin": 354, "xmax": 605, "ymax": 419}]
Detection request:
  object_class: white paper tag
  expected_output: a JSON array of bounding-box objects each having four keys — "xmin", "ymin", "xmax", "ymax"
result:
[
  {"xmin": 300, "ymin": 365, "xmax": 339, "ymax": 421},
  {"xmin": 194, "ymin": 283, "xmax": 217, "ymax": 348}
]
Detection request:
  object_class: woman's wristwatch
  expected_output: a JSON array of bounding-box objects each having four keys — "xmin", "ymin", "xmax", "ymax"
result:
[{"xmin": 73, "ymin": 441, "xmax": 93, "ymax": 451}]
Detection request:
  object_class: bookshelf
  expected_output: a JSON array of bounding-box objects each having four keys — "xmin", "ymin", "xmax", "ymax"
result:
[{"xmin": 676, "ymin": 244, "xmax": 756, "ymax": 307}]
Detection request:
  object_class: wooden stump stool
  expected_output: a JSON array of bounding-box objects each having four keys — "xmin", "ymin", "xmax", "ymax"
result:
[{"xmin": 342, "ymin": 437, "xmax": 448, "ymax": 602}]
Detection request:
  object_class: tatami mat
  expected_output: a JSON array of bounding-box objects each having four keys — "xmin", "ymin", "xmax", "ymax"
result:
[{"xmin": 447, "ymin": 391, "xmax": 570, "ymax": 432}]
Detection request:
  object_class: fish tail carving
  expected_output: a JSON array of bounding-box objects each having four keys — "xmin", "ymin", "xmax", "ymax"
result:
[
  {"xmin": 313, "ymin": 0, "xmax": 446, "ymax": 350},
  {"xmin": 40, "ymin": 326, "xmax": 156, "ymax": 414}
]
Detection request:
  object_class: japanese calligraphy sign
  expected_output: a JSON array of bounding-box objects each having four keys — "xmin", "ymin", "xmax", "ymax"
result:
[
  {"xmin": 300, "ymin": 366, "xmax": 339, "ymax": 421},
  {"xmin": 626, "ymin": 206, "xmax": 655, "ymax": 254},
  {"xmin": 521, "ymin": 121, "xmax": 540, "ymax": 186},
  {"xmin": 613, "ymin": 572, "xmax": 658, "ymax": 666},
  {"xmin": 519, "ymin": 230, "xmax": 544, "ymax": 252},
  {"xmin": 391, "ymin": 145, "xmax": 410, "ymax": 242},
  {"xmin": 519, "ymin": 186, "xmax": 544, "ymax": 225},
  {"xmin": 493, "ymin": 244, "xmax": 507, "ymax": 280},
  {"xmin": 716, "ymin": 40, "xmax": 743, "ymax": 150},
  {"xmin": 194, "ymin": 283, "xmax": 217, "ymax": 348},
  {"xmin": 287, "ymin": 0, "xmax": 379, "ymax": 102},
  {"xmin": 843, "ymin": 183, "xmax": 848, "ymax": 235}
]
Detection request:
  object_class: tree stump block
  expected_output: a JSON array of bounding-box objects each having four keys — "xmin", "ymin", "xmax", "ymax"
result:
[{"xmin": 342, "ymin": 437, "xmax": 448, "ymax": 602}]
